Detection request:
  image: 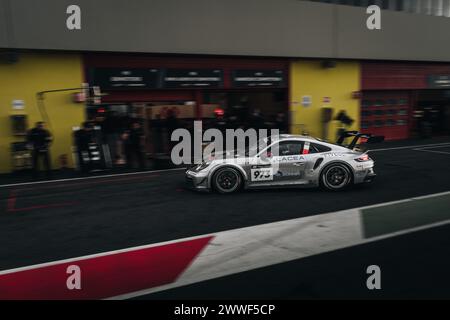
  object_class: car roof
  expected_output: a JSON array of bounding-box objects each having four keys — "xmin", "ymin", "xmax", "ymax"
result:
[
  {"xmin": 272, "ymin": 134, "xmax": 346, "ymax": 150},
  {"xmin": 274, "ymin": 134, "xmax": 320, "ymax": 142}
]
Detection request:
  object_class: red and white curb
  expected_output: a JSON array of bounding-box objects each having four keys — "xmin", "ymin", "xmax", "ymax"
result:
[
  {"xmin": 0, "ymin": 236, "xmax": 213, "ymax": 300},
  {"xmin": 0, "ymin": 191, "xmax": 449, "ymax": 300}
]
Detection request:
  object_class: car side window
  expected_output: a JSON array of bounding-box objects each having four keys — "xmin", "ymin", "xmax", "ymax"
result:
[
  {"xmin": 309, "ymin": 142, "xmax": 332, "ymax": 154},
  {"xmin": 276, "ymin": 141, "xmax": 304, "ymax": 156}
]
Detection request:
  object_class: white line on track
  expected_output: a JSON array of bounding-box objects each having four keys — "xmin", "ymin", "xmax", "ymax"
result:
[
  {"xmin": 412, "ymin": 144, "xmax": 450, "ymax": 155},
  {"xmin": 413, "ymin": 149, "xmax": 450, "ymax": 155},
  {"xmin": 369, "ymin": 142, "xmax": 450, "ymax": 152},
  {"xmin": 0, "ymin": 167, "xmax": 187, "ymax": 189}
]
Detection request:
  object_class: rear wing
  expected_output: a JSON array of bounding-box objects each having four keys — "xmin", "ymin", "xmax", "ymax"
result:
[{"xmin": 337, "ymin": 131, "xmax": 385, "ymax": 150}]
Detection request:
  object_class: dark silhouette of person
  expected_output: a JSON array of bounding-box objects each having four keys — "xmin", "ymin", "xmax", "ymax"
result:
[
  {"xmin": 335, "ymin": 110, "xmax": 354, "ymax": 142},
  {"xmin": 165, "ymin": 108, "xmax": 179, "ymax": 152},
  {"xmin": 102, "ymin": 111, "xmax": 121, "ymax": 163},
  {"xmin": 445, "ymin": 105, "xmax": 450, "ymax": 135},
  {"xmin": 249, "ymin": 108, "xmax": 265, "ymax": 130},
  {"xmin": 74, "ymin": 122, "xmax": 95, "ymax": 173},
  {"xmin": 153, "ymin": 113, "xmax": 164, "ymax": 154},
  {"xmin": 27, "ymin": 122, "xmax": 52, "ymax": 178},
  {"xmin": 214, "ymin": 111, "xmax": 228, "ymax": 135},
  {"xmin": 124, "ymin": 121, "xmax": 145, "ymax": 169},
  {"xmin": 275, "ymin": 112, "xmax": 288, "ymax": 134}
]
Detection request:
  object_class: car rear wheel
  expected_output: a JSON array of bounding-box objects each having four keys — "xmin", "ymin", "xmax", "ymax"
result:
[
  {"xmin": 320, "ymin": 163, "xmax": 352, "ymax": 191},
  {"xmin": 213, "ymin": 167, "xmax": 242, "ymax": 194}
]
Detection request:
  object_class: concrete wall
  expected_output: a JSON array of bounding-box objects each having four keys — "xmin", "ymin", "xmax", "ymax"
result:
[
  {"xmin": 337, "ymin": 5, "xmax": 450, "ymax": 61},
  {"xmin": 0, "ymin": 0, "xmax": 449, "ymax": 61},
  {"xmin": 0, "ymin": 0, "xmax": 11, "ymax": 47}
]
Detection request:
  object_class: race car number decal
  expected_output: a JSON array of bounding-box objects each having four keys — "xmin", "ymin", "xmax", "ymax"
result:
[{"xmin": 251, "ymin": 168, "xmax": 273, "ymax": 181}]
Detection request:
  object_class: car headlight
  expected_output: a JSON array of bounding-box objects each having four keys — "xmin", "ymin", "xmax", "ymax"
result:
[{"xmin": 194, "ymin": 162, "xmax": 211, "ymax": 171}]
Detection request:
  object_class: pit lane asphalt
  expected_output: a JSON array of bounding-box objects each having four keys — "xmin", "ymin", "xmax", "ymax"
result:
[{"xmin": 1, "ymin": 138, "xmax": 450, "ymax": 272}]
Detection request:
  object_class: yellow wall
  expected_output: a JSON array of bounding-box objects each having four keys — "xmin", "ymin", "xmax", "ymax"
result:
[
  {"xmin": 0, "ymin": 53, "xmax": 84, "ymax": 173},
  {"xmin": 290, "ymin": 60, "xmax": 360, "ymax": 142}
]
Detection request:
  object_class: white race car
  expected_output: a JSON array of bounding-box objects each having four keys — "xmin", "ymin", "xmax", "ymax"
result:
[{"xmin": 186, "ymin": 131, "xmax": 383, "ymax": 193}]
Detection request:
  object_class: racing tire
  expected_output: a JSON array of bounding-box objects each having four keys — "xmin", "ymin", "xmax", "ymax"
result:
[
  {"xmin": 212, "ymin": 167, "xmax": 242, "ymax": 194},
  {"xmin": 320, "ymin": 163, "xmax": 353, "ymax": 191}
]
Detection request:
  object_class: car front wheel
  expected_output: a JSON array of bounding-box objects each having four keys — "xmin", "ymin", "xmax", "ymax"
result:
[{"xmin": 212, "ymin": 167, "xmax": 242, "ymax": 194}]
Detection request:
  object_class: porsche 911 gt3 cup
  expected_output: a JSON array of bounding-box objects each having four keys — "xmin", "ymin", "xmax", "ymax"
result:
[{"xmin": 186, "ymin": 131, "xmax": 382, "ymax": 193}]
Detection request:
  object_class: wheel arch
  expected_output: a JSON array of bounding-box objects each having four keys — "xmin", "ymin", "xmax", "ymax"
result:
[
  {"xmin": 208, "ymin": 164, "xmax": 248, "ymax": 189},
  {"xmin": 318, "ymin": 160, "xmax": 355, "ymax": 185}
]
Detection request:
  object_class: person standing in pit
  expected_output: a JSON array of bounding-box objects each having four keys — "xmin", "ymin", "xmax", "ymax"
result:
[
  {"xmin": 74, "ymin": 122, "xmax": 95, "ymax": 174},
  {"xmin": 275, "ymin": 112, "xmax": 288, "ymax": 134},
  {"xmin": 27, "ymin": 121, "xmax": 53, "ymax": 179},
  {"xmin": 249, "ymin": 108, "xmax": 265, "ymax": 131},
  {"xmin": 124, "ymin": 121, "xmax": 146, "ymax": 170}
]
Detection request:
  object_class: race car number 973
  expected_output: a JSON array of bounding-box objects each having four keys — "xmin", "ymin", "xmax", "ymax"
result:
[{"xmin": 251, "ymin": 168, "xmax": 273, "ymax": 181}]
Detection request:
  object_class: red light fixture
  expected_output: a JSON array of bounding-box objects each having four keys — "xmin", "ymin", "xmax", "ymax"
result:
[{"xmin": 214, "ymin": 108, "xmax": 224, "ymax": 116}]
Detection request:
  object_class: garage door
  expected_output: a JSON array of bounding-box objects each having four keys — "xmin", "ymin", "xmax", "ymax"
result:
[{"xmin": 360, "ymin": 92, "xmax": 410, "ymax": 141}]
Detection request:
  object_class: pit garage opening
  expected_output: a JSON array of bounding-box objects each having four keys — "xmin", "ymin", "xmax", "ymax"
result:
[
  {"xmin": 414, "ymin": 90, "xmax": 450, "ymax": 138},
  {"xmin": 83, "ymin": 54, "xmax": 290, "ymax": 168}
]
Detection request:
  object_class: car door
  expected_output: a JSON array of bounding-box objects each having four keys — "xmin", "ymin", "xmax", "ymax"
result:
[
  {"xmin": 298, "ymin": 141, "xmax": 325, "ymax": 181},
  {"xmin": 247, "ymin": 140, "xmax": 309, "ymax": 186},
  {"xmin": 247, "ymin": 140, "xmax": 330, "ymax": 187},
  {"xmin": 247, "ymin": 144, "xmax": 276, "ymax": 187},
  {"xmin": 271, "ymin": 140, "xmax": 307, "ymax": 184}
]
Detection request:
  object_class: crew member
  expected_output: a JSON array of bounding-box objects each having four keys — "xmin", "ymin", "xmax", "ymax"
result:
[
  {"xmin": 27, "ymin": 122, "xmax": 53, "ymax": 178},
  {"xmin": 74, "ymin": 122, "xmax": 95, "ymax": 173},
  {"xmin": 124, "ymin": 121, "xmax": 145, "ymax": 169},
  {"xmin": 275, "ymin": 112, "xmax": 288, "ymax": 134}
]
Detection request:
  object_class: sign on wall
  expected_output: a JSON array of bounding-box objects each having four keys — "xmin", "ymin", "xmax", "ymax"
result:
[
  {"xmin": 162, "ymin": 69, "xmax": 224, "ymax": 88},
  {"xmin": 89, "ymin": 68, "xmax": 161, "ymax": 90},
  {"xmin": 89, "ymin": 68, "xmax": 288, "ymax": 90},
  {"xmin": 12, "ymin": 100, "xmax": 25, "ymax": 110},
  {"xmin": 323, "ymin": 97, "xmax": 331, "ymax": 104},
  {"xmin": 428, "ymin": 75, "xmax": 450, "ymax": 88},
  {"xmin": 232, "ymin": 70, "xmax": 286, "ymax": 88},
  {"xmin": 301, "ymin": 95, "xmax": 312, "ymax": 107}
]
